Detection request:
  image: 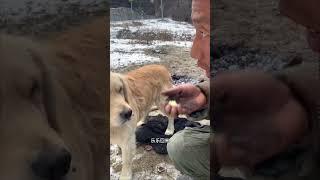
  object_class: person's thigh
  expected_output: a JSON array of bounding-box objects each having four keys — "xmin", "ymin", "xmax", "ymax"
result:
[{"xmin": 167, "ymin": 125, "xmax": 211, "ymax": 179}]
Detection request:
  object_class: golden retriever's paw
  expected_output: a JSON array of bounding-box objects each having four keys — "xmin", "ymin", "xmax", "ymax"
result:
[
  {"xmin": 119, "ymin": 171, "xmax": 132, "ymax": 180},
  {"xmin": 137, "ymin": 120, "xmax": 145, "ymax": 127},
  {"xmin": 119, "ymin": 175, "xmax": 132, "ymax": 180},
  {"xmin": 165, "ymin": 128, "xmax": 174, "ymax": 135}
]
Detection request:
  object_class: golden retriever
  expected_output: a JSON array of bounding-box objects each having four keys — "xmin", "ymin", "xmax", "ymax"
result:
[
  {"xmin": 0, "ymin": 17, "xmax": 107, "ymax": 180},
  {"xmin": 110, "ymin": 64, "xmax": 174, "ymax": 179}
]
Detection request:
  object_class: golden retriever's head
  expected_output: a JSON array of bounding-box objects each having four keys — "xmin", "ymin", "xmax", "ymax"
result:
[
  {"xmin": 0, "ymin": 34, "xmax": 74, "ymax": 180},
  {"xmin": 110, "ymin": 72, "xmax": 133, "ymax": 127}
]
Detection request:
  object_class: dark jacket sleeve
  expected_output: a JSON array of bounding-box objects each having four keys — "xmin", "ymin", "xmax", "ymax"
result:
[
  {"xmin": 188, "ymin": 80, "xmax": 210, "ymax": 120},
  {"xmin": 196, "ymin": 80, "xmax": 210, "ymax": 100}
]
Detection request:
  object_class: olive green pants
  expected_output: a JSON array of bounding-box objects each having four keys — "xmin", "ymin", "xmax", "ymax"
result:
[
  {"xmin": 167, "ymin": 126, "xmax": 320, "ymax": 180},
  {"xmin": 167, "ymin": 125, "xmax": 211, "ymax": 180}
]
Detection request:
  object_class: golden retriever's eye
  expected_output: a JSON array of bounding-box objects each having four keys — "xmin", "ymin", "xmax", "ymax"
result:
[
  {"xmin": 118, "ymin": 86, "xmax": 123, "ymax": 93},
  {"xmin": 30, "ymin": 80, "xmax": 41, "ymax": 104}
]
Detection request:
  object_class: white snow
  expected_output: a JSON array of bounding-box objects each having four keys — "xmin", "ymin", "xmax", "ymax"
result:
[
  {"xmin": 110, "ymin": 145, "xmax": 122, "ymax": 180},
  {"xmin": 110, "ymin": 18, "xmax": 195, "ymax": 38},
  {"xmin": 110, "ymin": 167, "xmax": 120, "ymax": 180},
  {"xmin": 110, "ymin": 18, "xmax": 196, "ymax": 70},
  {"xmin": 111, "ymin": 52, "xmax": 161, "ymax": 69},
  {"xmin": 110, "ymin": 144, "xmax": 182, "ymax": 180}
]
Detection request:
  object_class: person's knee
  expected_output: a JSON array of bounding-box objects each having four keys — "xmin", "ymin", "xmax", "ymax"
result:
[
  {"xmin": 167, "ymin": 132, "xmax": 185, "ymax": 162},
  {"xmin": 167, "ymin": 128, "xmax": 211, "ymax": 178}
]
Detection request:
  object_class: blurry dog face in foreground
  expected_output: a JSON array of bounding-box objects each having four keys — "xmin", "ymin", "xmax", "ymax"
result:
[
  {"xmin": 0, "ymin": 35, "xmax": 71, "ymax": 180},
  {"xmin": 110, "ymin": 72, "xmax": 133, "ymax": 127}
]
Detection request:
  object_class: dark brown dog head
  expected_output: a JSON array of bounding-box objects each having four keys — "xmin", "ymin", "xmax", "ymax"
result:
[{"xmin": 0, "ymin": 34, "xmax": 85, "ymax": 180}]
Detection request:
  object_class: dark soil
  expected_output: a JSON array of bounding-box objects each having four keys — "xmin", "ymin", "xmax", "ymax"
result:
[
  {"xmin": 0, "ymin": 3, "xmax": 107, "ymax": 38},
  {"xmin": 213, "ymin": 0, "xmax": 318, "ymax": 68},
  {"xmin": 171, "ymin": 74, "xmax": 200, "ymax": 85},
  {"xmin": 211, "ymin": 43, "xmax": 303, "ymax": 76}
]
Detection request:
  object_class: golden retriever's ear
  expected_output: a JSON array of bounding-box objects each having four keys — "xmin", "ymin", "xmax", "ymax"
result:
[
  {"xmin": 28, "ymin": 48, "xmax": 61, "ymax": 132},
  {"xmin": 119, "ymin": 75, "xmax": 129, "ymax": 103}
]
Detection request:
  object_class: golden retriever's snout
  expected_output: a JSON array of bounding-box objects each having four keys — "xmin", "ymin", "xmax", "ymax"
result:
[
  {"xmin": 31, "ymin": 148, "xmax": 72, "ymax": 179},
  {"xmin": 120, "ymin": 107, "xmax": 133, "ymax": 122}
]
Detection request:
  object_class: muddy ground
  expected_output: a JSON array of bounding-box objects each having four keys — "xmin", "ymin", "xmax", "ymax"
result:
[
  {"xmin": 0, "ymin": 3, "xmax": 107, "ymax": 38},
  {"xmin": 117, "ymin": 45, "xmax": 206, "ymax": 84}
]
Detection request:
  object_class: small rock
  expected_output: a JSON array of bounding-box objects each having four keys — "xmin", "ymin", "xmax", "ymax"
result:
[
  {"xmin": 145, "ymin": 145, "xmax": 153, "ymax": 151},
  {"xmin": 156, "ymin": 166, "xmax": 166, "ymax": 173}
]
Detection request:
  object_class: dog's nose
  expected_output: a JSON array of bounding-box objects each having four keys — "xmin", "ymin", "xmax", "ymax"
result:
[
  {"xmin": 32, "ymin": 148, "xmax": 71, "ymax": 179},
  {"xmin": 120, "ymin": 108, "xmax": 133, "ymax": 120}
]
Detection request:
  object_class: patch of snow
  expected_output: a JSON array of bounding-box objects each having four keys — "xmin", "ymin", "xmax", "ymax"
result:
[
  {"xmin": 110, "ymin": 144, "xmax": 181, "ymax": 180},
  {"xmin": 110, "ymin": 167, "xmax": 120, "ymax": 180},
  {"xmin": 110, "ymin": 144, "xmax": 122, "ymax": 180},
  {"xmin": 110, "ymin": 39, "xmax": 192, "ymax": 52},
  {"xmin": 111, "ymin": 18, "xmax": 195, "ymax": 38},
  {"xmin": 111, "ymin": 52, "xmax": 161, "ymax": 69},
  {"xmin": 133, "ymin": 153, "xmax": 144, "ymax": 161},
  {"xmin": 110, "ymin": 18, "xmax": 195, "ymax": 70},
  {"xmin": 110, "ymin": 144, "xmax": 120, "ymax": 155},
  {"xmin": 110, "ymin": 144, "xmax": 122, "ymax": 167}
]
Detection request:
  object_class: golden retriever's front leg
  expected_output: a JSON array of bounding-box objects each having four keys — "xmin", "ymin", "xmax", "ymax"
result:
[
  {"xmin": 136, "ymin": 120, "xmax": 145, "ymax": 127},
  {"xmin": 165, "ymin": 116, "xmax": 175, "ymax": 135},
  {"xmin": 159, "ymin": 100, "xmax": 177, "ymax": 135},
  {"xmin": 119, "ymin": 136, "xmax": 136, "ymax": 180}
]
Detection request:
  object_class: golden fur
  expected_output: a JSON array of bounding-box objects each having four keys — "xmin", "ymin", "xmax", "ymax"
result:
[
  {"xmin": 0, "ymin": 17, "xmax": 107, "ymax": 180},
  {"xmin": 110, "ymin": 65, "xmax": 174, "ymax": 179}
]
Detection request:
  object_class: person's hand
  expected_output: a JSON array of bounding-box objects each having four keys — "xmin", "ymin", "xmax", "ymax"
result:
[
  {"xmin": 161, "ymin": 84, "xmax": 207, "ymax": 118},
  {"xmin": 211, "ymin": 71, "xmax": 308, "ymax": 168}
]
